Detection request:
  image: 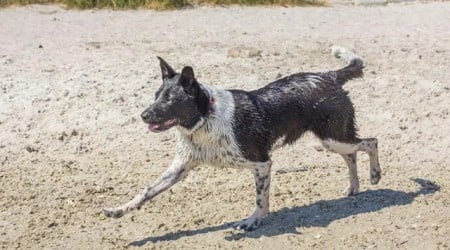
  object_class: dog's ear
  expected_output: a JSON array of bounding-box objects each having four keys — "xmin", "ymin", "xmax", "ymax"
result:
[
  {"xmin": 157, "ymin": 56, "xmax": 176, "ymax": 79},
  {"xmin": 179, "ymin": 66, "xmax": 198, "ymax": 96}
]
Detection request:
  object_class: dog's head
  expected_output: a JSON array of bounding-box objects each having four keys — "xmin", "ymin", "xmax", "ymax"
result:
[{"xmin": 141, "ymin": 57, "xmax": 210, "ymax": 133}]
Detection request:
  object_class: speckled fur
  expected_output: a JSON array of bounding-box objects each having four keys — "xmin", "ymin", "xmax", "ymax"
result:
[
  {"xmin": 175, "ymin": 86, "xmax": 248, "ymax": 168},
  {"xmin": 103, "ymin": 46, "xmax": 381, "ymax": 232}
]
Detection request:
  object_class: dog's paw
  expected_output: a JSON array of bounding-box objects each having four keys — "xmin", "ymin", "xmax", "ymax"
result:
[
  {"xmin": 233, "ymin": 216, "xmax": 262, "ymax": 231},
  {"xmin": 342, "ymin": 184, "xmax": 359, "ymax": 196},
  {"xmin": 370, "ymin": 170, "xmax": 381, "ymax": 185},
  {"xmin": 102, "ymin": 208, "xmax": 124, "ymax": 218}
]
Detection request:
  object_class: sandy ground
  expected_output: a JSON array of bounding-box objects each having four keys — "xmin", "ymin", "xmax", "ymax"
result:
[{"xmin": 1, "ymin": 2, "xmax": 449, "ymax": 249}]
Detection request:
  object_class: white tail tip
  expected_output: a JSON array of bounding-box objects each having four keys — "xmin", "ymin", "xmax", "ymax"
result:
[{"xmin": 331, "ymin": 45, "xmax": 359, "ymax": 63}]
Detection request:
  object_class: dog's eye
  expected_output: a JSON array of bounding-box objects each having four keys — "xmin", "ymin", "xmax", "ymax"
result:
[{"xmin": 163, "ymin": 92, "xmax": 170, "ymax": 99}]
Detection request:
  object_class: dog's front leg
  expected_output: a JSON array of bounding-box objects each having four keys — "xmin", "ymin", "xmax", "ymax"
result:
[
  {"xmin": 103, "ymin": 157, "xmax": 194, "ymax": 218},
  {"xmin": 234, "ymin": 161, "xmax": 272, "ymax": 231}
]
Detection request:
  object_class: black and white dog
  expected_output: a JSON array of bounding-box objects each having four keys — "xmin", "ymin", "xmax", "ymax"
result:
[{"xmin": 103, "ymin": 46, "xmax": 381, "ymax": 231}]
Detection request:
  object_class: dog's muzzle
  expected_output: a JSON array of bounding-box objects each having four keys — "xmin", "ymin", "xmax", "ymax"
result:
[
  {"xmin": 141, "ymin": 110, "xmax": 153, "ymax": 123},
  {"xmin": 141, "ymin": 110, "xmax": 179, "ymax": 133}
]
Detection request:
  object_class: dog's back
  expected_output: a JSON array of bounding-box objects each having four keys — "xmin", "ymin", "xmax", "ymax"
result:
[{"xmin": 228, "ymin": 46, "xmax": 364, "ymax": 162}]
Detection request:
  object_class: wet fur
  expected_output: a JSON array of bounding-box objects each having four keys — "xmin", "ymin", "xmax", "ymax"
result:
[{"xmin": 103, "ymin": 46, "xmax": 381, "ymax": 231}]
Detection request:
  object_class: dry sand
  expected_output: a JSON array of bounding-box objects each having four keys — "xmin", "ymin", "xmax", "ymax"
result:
[{"xmin": 0, "ymin": 2, "xmax": 449, "ymax": 249}]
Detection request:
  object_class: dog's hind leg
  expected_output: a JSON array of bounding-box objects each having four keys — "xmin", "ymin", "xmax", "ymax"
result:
[
  {"xmin": 234, "ymin": 161, "xmax": 271, "ymax": 231},
  {"xmin": 103, "ymin": 157, "xmax": 194, "ymax": 218},
  {"xmin": 340, "ymin": 153, "xmax": 359, "ymax": 196},
  {"xmin": 321, "ymin": 139, "xmax": 360, "ymax": 195},
  {"xmin": 321, "ymin": 138, "xmax": 381, "ymax": 196}
]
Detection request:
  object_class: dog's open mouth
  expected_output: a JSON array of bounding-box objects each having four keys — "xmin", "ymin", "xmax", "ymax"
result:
[{"xmin": 148, "ymin": 118, "xmax": 179, "ymax": 132}]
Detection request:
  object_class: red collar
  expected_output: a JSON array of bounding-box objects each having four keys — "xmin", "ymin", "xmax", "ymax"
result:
[{"xmin": 207, "ymin": 96, "xmax": 215, "ymax": 115}]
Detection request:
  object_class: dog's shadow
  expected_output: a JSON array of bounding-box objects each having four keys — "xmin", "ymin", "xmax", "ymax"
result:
[{"xmin": 130, "ymin": 178, "xmax": 439, "ymax": 246}]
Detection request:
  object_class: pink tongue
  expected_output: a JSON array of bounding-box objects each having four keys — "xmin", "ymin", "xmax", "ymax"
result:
[{"xmin": 148, "ymin": 123, "xmax": 160, "ymax": 131}]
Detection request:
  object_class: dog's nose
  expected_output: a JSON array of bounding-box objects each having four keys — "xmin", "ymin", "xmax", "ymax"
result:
[{"xmin": 141, "ymin": 111, "xmax": 151, "ymax": 121}]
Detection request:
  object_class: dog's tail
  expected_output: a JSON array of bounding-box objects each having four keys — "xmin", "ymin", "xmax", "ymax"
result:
[{"xmin": 330, "ymin": 46, "xmax": 364, "ymax": 85}]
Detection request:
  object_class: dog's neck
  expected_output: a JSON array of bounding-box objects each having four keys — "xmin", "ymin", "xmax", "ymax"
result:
[{"xmin": 176, "ymin": 84, "xmax": 238, "ymax": 156}]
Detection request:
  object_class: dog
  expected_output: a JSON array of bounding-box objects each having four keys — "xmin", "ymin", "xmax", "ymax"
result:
[{"xmin": 103, "ymin": 46, "xmax": 381, "ymax": 231}]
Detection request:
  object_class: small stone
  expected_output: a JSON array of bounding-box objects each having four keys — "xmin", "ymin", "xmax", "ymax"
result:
[
  {"xmin": 38, "ymin": 45, "xmax": 43, "ymax": 49},
  {"xmin": 193, "ymin": 218, "xmax": 204, "ymax": 225},
  {"xmin": 98, "ymin": 214, "xmax": 106, "ymax": 220},
  {"xmin": 248, "ymin": 49, "xmax": 262, "ymax": 58},
  {"xmin": 58, "ymin": 132, "xmax": 68, "ymax": 141},
  {"xmin": 227, "ymin": 48, "xmax": 241, "ymax": 58},
  {"xmin": 48, "ymin": 222, "xmax": 57, "ymax": 228},
  {"xmin": 25, "ymin": 145, "xmax": 38, "ymax": 153}
]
